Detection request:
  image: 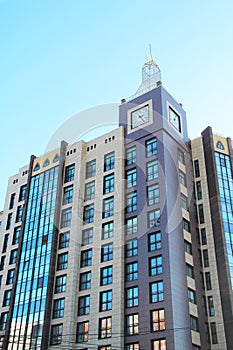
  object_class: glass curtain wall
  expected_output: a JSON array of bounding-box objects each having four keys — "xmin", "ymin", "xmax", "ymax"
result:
[{"xmin": 8, "ymin": 166, "xmax": 59, "ymax": 349}]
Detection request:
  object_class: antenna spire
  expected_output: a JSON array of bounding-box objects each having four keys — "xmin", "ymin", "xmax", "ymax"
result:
[{"xmin": 149, "ymin": 43, "xmax": 152, "ymax": 55}]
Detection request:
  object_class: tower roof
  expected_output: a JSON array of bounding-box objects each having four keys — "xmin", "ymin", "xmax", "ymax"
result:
[{"xmin": 127, "ymin": 51, "xmax": 162, "ymax": 101}]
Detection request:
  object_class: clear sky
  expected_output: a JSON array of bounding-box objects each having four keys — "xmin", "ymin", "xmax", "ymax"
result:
[{"xmin": 1, "ymin": 0, "xmax": 233, "ymax": 209}]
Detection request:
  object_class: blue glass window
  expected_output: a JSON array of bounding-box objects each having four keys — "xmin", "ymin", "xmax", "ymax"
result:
[
  {"xmin": 126, "ymin": 192, "xmax": 137, "ymax": 213},
  {"xmin": 103, "ymin": 197, "xmax": 114, "ymax": 218},
  {"xmin": 104, "ymin": 152, "xmax": 115, "ymax": 171},
  {"xmin": 103, "ymin": 174, "xmax": 114, "ymax": 194},
  {"xmin": 146, "ymin": 138, "xmax": 157, "ymax": 157},
  {"xmin": 64, "ymin": 164, "xmax": 75, "ymax": 183},
  {"xmin": 83, "ymin": 204, "xmax": 94, "ymax": 224}
]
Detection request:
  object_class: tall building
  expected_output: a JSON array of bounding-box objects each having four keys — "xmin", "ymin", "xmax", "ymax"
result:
[{"xmin": 0, "ymin": 55, "xmax": 232, "ymax": 350}]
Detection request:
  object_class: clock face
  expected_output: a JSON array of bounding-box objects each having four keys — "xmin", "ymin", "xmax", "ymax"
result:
[
  {"xmin": 131, "ymin": 105, "xmax": 149, "ymax": 129},
  {"xmin": 169, "ymin": 107, "xmax": 181, "ymax": 132}
]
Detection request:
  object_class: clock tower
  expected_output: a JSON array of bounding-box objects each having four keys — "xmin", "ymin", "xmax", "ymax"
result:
[{"xmin": 119, "ymin": 54, "xmax": 197, "ymax": 349}]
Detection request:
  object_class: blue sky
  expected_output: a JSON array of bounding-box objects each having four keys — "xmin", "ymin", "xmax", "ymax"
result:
[{"xmin": 0, "ymin": 0, "xmax": 233, "ymax": 209}]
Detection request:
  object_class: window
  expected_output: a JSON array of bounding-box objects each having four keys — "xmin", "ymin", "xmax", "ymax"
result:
[
  {"xmin": 202, "ymin": 296, "xmax": 207, "ymax": 315},
  {"xmin": 100, "ymin": 290, "xmax": 112, "ymax": 311},
  {"xmin": 152, "ymin": 339, "xmax": 166, "ymax": 350},
  {"xmin": 146, "ymin": 138, "xmax": 157, "ymax": 157},
  {"xmin": 190, "ymin": 316, "xmax": 199, "ymax": 332},
  {"xmin": 186, "ymin": 264, "xmax": 194, "ymax": 278},
  {"xmin": 86, "ymin": 159, "xmax": 96, "ymax": 178},
  {"xmin": 10, "ymin": 249, "xmax": 18, "ymax": 264},
  {"xmin": 3, "ymin": 290, "xmax": 12, "ymax": 307},
  {"xmin": 43, "ymin": 158, "xmax": 50, "ymax": 167},
  {"xmin": 149, "ymin": 256, "xmax": 163, "ymax": 276},
  {"xmin": 99, "ymin": 317, "xmax": 112, "ymax": 339},
  {"xmin": 126, "ymin": 287, "xmax": 138, "ymax": 308},
  {"xmin": 16, "ymin": 205, "xmax": 24, "ymax": 222},
  {"xmin": 147, "ymin": 184, "xmax": 160, "ymax": 205},
  {"xmin": 188, "ymin": 289, "xmax": 196, "ymax": 304},
  {"xmin": 12, "ymin": 226, "xmax": 21, "ymax": 245},
  {"xmin": 210, "ymin": 322, "xmax": 218, "ymax": 344},
  {"xmin": 2, "ymin": 234, "xmax": 9, "ymax": 253},
  {"xmin": 198, "ymin": 204, "xmax": 205, "ymax": 224},
  {"xmin": 59, "ymin": 232, "xmax": 70, "ymax": 249},
  {"xmin": 126, "ymin": 168, "xmax": 137, "ymax": 188},
  {"xmin": 194, "ymin": 160, "xmax": 200, "ymax": 177},
  {"xmin": 61, "ymin": 208, "xmax": 72, "ymax": 228},
  {"xmin": 179, "ymin": 171, "xmax": 186, "ymax": 186},
  {"xmin": 76, "ymin": 321, "xmax": 89, "ymax": 342},
  {"xmin": 0, "ymin": 256, "xmax": 5, "ymax": 270},
  {"xmin": 103, "ymin": 197, "xmax": 114, "ymax": 218},
  {"xmin": 85, "ymin": 181, "xmax": 95, "ymax": 201},
  {"xmin": 126, "ymin": 262, "xmax": 138, "ymax": 281},
  {"xmin": 79, "ymin": 271, "xmax": 92, "ymax": 290},
  {"xmin": 50, "ymin": 324, "xmax": 63, "ymax": 345},
  {"xmin": 126, "ymin": 217, "xmax": 137, "ymax": 235},
  {"xmin": 55, "ymin": 275, "xmax": 67, "ymax": 293},
  {"xmin": 19, "ymin": 185, "xmax": 27, "ymax": 201},
  {"xmin": 6, "ymin": 213, "xmax": 12, "ymax": 230},
  {"xmin": 126, "ymin": 314, "xmax": 139, "ymax": 335},
  {"xmin": 150, "ymin": 281, "xmax": 164, "ymax": 303},
  {"xmin": 196, "ymin": 181, "xmax": 202, "ymax": 200},
  {"xmin": 208, "ymin": 296, "xmax": 215, "ymax": 316},
  {"xmin": 100, "ymin": 266, "xmax": 113, "ymax": 285},
  {"xmin": 64, "ymin": 163, "xmax": 75, "ymax": 183},
  {"xmin": 178, "ymin": 149, "xmax": 185, "ymax": 164},
  {"xmin": 81, "ymin": 249, "xmax": 92, "ymax": 267},
  {"xmin": 205, "ymin": 272, "xmax": 212, "ymax": 290},
  {"xmin": 148, "ymin": 209, "xmax": 161, "ymax": 228},
  {"xmin": 151, "ymin": 309, "xmax": 165, "ymax": 331},
  {"xmin": 82, "ymin": 228, "xmax": 93, "ymax": 246},
  {"xmin": 126, "ymin": 192, "xmax": 137, "ymax": 213},
  {"xmin": 126, "ymin": 344, "xmax": 139, "ymax": 350},
  {"xmin": 57, "ymin": 253, "xmax": 68, "ymax": 270},
  {"xmin": 53, "ymin": 154, "xmax": 59, "ymax": 163},
  {"xmin": 53, "ymin": 298, "xmax": 65, "ymax": 318},
  {"xmin": 203, "ymin": 249, "xmax": 209, "ymax": 267},
  {"xmin": 204, "ymin": 322, "xmax": 210, "ymax": 344},
  {"xmin": 101, "ymin": 244, "xmax": 113, "ymax": 262},
  {"xmin": 83, "ymin": 204, "xmax": 94, "ymax": 224},
  {"xmin": 0, "ymin": 312, "xmax": 8, "ymax": 331},
  {"xmin": 99, "ymin": 346, "xmax": 112, "ymax": 350},
  {"xmin": 184, "ymin": 241, "xmax": 192, "ymax": 255},
  {"xmin": 34, "ymin": 162, "xmax": 40, "ymax": 171},
  {"xmin": 183, "ymin": 219, "xmax": 190, "ymax": 232},
  {"xmin": 78, "ymin": 295, "xmax": 90, "ymax": 316},
  {"xmin": 148, "ymin": 232, "xmax": 162, "ymax": 251},
  {"xmin": 147, "ymin": 160, "xmax": 158, "ymax": 181},
  {"xmin": 102, "ymin": 221, "xmax": 114, "ymax": 239},
  {"xmin": 216, "ymin": 140, "xmax": 224, "ymax": 150},
  {"xmin": 104, "ymin": 152, "xmax": 115, "ymax": 171},
  {"xmin": 63, "ymin": 185, "xmax": 73, "ymax": 204},
  {"xmin": 126, "ymin": 240, "xmax": 138, "ymax": 258},
  {"xmin": 104, "ymin": 174, "xmax": 114, "ymax": 194},
  {"xmin": 6, "ymin": 269, "xmax": 15, "ymax": 285},
  {"xmin": 9, "ymin": 193, "xmax": 16, "ymax": 209},
  {"xmin": 126, "ymin": 147, "xmax": 136, "ymax": 165},
  {"xmin": 201, "ymin": 228, "xmax": 207, "ymax": 245},
  {"xmin": 181, "ymin": 194, "xmax": 188, "ymax": 210}
]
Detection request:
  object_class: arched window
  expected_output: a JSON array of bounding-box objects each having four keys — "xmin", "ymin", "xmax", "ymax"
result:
[
  {"xmin": 53, "ymin": 154, "xmax": 59, "ymax": 163},
  {"xmin": 216, "ymin": 141, "xmax": 224, "ymax": 150},
  {"xmin": 33, "ymin": 163, "xmax": 40, "ymax": 171},
  {"xmin": 43, "ymin": 158, "xmax": 50, "ymax": 167}
]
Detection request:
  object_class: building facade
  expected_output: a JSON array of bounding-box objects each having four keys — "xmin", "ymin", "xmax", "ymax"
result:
[{"xmin": 0, "ymin": 56, "xmax": 232, "ymax": 350}]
